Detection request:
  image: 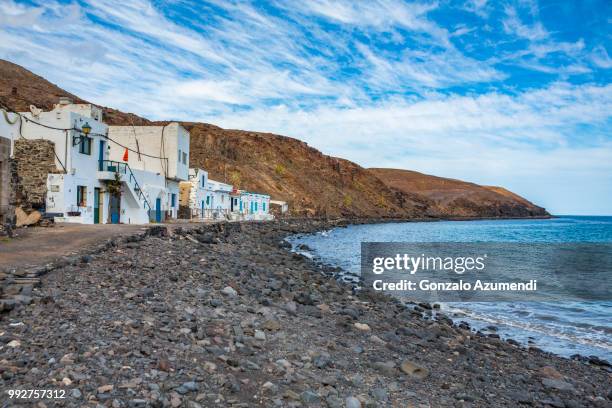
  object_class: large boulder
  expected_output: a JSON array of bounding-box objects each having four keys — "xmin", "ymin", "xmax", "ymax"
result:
[{"xmin": 15, "ymin": 207, "xmax": 41, "ymax": 227}]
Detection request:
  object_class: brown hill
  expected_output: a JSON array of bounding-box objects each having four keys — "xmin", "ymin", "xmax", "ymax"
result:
[
  {"xmin": 174, "ymin": 122, "xmax": 429, "ymax": 218},
  {"xmin": 368, "ymin": 168, "xmax": 548, "ymax": 218},
  {"xmin": 0, "ymin": 58, "xmax": 548, "ymax": 218}
]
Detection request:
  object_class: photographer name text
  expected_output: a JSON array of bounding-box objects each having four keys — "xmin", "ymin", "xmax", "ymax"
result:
[{"xmin": 372, "ymin": 279, "xmax": 538, "ymax": 292}]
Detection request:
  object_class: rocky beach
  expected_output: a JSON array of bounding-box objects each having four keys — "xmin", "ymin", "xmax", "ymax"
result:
[{"xmin": 0, "ymin": 220, "xmax": 611, "ymax": 407}]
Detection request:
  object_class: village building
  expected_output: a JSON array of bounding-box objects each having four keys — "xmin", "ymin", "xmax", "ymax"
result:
[
  {"xmin": 179, "ymin": 168, "xmax": 208, "ymax": 219},
  {"xmin": 0, "ymin": 99, "xmax": 155, "ymax": 224},
  {"xmin": 107, "ymin": 123, "xmax": 190, "ymax": 222},
  {"xmin": 0, "ymin": 99, "xmax": 176, "ymax": 225},
  {"xmin": 205, "ymin": 179, "xmax": 233, "ymax": 219},
  {"xmin": 270, "ymin": 199, "xmax": 289, "ymax": 215},
  {"xmin": 231, "ymin": 190, "xmax": 272, "ymax": 220},
  {"xmin": 1, "ymin": 100, "xmax": 277, "ymax": 227}
]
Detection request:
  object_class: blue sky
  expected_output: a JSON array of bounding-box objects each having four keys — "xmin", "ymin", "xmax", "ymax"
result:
[{"xmin": 1, "ymin": 0, "xmax": 611, "ymax": 214}]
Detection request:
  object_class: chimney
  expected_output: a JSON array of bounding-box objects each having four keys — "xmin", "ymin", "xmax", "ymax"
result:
[{"xmin": 58, "ymin": 96, "xmax": 73, "ymax": 105}]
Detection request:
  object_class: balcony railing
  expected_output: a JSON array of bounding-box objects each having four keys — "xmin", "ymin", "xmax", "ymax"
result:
[{"xmin": 99, "ymin": 160, "xmax": 152, "ymax": 211}]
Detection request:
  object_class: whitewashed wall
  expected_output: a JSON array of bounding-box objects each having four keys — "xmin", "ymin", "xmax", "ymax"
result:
[{"xmin": 107, "ymin": 123, "xmax": 189, "ymax": 181}]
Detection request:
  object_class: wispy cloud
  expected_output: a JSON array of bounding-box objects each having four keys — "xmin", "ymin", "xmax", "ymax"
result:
[{"xmin": 503, "ymin": 5, "xmax": 548, "ymax": 41}]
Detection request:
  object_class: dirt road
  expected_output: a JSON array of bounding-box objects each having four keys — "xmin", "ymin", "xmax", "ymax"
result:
[{"xmin": 0, "ymin": 224, "xmax": 147, "ymax": 270}]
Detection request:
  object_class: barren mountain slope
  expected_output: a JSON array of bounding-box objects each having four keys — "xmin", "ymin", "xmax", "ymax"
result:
[
  {"xmin": 178, "ymin": 122, "xmax": 428, "ymax": 218},
  {"xmin": 368, "ymin": 168, "xmax": 548, "ymax": 218}
]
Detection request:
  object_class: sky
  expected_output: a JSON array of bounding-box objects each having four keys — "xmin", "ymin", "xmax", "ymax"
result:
[{"xmin": 0, "ymin": 0, "xmax": 610, "ymax": 215}]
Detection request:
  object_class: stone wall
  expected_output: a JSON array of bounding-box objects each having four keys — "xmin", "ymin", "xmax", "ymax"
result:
[
  {"xmin": 0, "ymin": 136, "xmax": 11, "ymax": 225},
  {"xmin": 11, "ymin": 139, "xmax": 60, "ymax": 211}
]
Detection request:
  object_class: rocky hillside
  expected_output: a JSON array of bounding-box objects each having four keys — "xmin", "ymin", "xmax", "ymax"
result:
[
  {"xmin": 0, "ymin": 58, "xmax": 549, "ymax": 218},
  {"xmin": 176, "ymin": 122, "xmax": 431, "ymax": 218},
  {"xmin": 368, "ymin": 168, "xmax": 548, "ymax": 218}
]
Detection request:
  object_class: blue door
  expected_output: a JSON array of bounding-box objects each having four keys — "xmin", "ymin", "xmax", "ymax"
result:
[
  {"xmin": 110, "ymin": 194, "xmax": 120, "ymax": 224},
  {"xmin": 155, "ymin": 198, "xmax": 162, "ymax": 222}
]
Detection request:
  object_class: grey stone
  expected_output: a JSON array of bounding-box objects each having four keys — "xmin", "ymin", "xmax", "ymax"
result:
[
  {"xmin": 542, "ymin": 378, "xmax": 576, "ymax": 392},
  {"xmin": 372, "ymin": 361, "xmax": 396, "ymax": 376},
  {"xmin": 325, "ymin": 395, "xmax": 343, "ymax": 408},
  {"xmin": 540, "ymin": 397, "xmax": 566, "ymax": 408},
  {"xmin": 221, "ymin": 286, "xmax": 238, "ymax": 297},
  {"xmin": 176, "ymin": 381, "xmax": 199, "ymax": 394},
  {"xmin": 371, "ymin": 388, "xmax": 388, "ymax": 402},
  {"xmin": 140, "ymin": 288, "xmax": 154, "ymax": 298},
  {"xmin": 346, "ymin": 396, "xmax": 361, "ymax": 408},
  {"xmin": 313, "ymin": 353, "xmax": 331, "ymax": 369},
  {"xmin": 301, "ymin": 390, "xmax": 320, "ymax": 404}
]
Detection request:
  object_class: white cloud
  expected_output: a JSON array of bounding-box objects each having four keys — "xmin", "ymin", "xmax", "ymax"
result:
[
  {"xmin": 503, "ymin": 6, "xmax": 548, "ymax": 41},
  {"xmin": 0, "ymin": 0, "xmax": 43, "ymax": 27},
  {"xmin": 590, "ymin": 45, "xmax": 612, "ymax": 69},
  {"xmin": 462, "ymin": 0, "xmax": 490, "ymax": 18}
]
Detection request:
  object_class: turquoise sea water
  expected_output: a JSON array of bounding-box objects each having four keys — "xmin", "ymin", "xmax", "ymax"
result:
[{"xmin": 289, "ymin": 216, "xmax": 612, "ymax": 361}]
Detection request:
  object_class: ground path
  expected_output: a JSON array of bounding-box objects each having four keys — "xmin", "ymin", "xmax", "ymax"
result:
[{"xmin": 0, "ymin": 224, "xmax": 146, "ymax": 270}]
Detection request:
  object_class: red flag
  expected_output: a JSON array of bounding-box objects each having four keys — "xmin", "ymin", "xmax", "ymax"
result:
[{"xmin": 122, "ymin": 148, "xmax": 129, "ymax": 162}]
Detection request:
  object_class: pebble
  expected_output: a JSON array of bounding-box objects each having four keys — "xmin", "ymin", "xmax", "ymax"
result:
[
  {"xmin": 301, "ymin": 390, "xmax": 320, "ymax": 404},
  {"xmin": 262, "ymin": 319, "xmax": 281, "ymax": 331},
  {"xmin": 540, "ymin": 366, "xmax": 563, "ymax": 380},
  {"xmin": 221, "ymin": 286, "xmax": 237, "ymax": 297},
  {"xmin": 354, "ymin": 323, "xmax": 371, "ymax": 331},
  {"xmin": 70, "ymin": 389, "xmax": 82, "ymax": 399},
  {"xmin": 97, "ymin": 384, "xmax": 114, "ymax": 393},
  {"xmin": 372, "ymin": 361, "xmax": 396, "ymax": 376},
  {"xmin": 346, "ymin": 396, "xmax": 361, "ymax": 408},
  {"xmin": 371, "ymin": 388, "xmax": 388, "ymax": 402},
  {"xmin": 542, "ymin": 378, "xmax": 576, "ymax": 392},
  {"xmin": 7, "ymin": 340, "xmax": 20, "ymax": 348},
  {"xmin": 254, "ymin": 330, "xmax": 266, "ymax": 341},
  {"xmin": 176, "ymin": 381, "xmax": 199, "ymax": 394},
  {"xmin": 209, "ymin": 298, "xmax": 223, "ymax": 307},
  {"xmin": 400, "ymin": 360, "xmax": 429, "ymax": 379},
  {"xmin": 326, "ymin": 395, "xmax": 343, "ymax": 408},
  {"xmin": 313, "ymin": 352, "xmax": 331, "ymax": 369},
  {"xmin": 262, "ymin": 381, "xmax": 278, "ymax": 394}
]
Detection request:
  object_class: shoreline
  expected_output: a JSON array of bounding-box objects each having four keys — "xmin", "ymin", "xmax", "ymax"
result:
[
  {"xmin": 286, "ymin": 218, "xmax": 610, "ymax": 364},
  {"xmin": 0, "ymin": 219, "xmax": 609, "ymax": 407}
]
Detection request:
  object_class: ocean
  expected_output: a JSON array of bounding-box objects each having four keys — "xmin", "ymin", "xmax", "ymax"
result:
[{"xmin": 288, "ymin": 216, "xmax": 612, "ymax": 361}]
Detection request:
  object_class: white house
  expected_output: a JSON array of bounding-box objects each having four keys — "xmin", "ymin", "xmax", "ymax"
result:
[
  {"xmin": 270, "ymin": 199, "xmax": 289, "ymax": 214},
  {"xmin": 107, "ymin": 123, "xmax": 190, "ymax": 222},
  {"xmin": 179, "ymin": 168, "xmax": 208, "ymax": 219},
  {"xmin": 0, "ymin": 110, "xmax": 20, "ymax": 152},
  {"xmin": 231, "ymin": 190, "xmax": 272, "ymax": 220},
  {"xmin": 205, "ymin": 179, "xmax": 233, "ymax": 219},
  {"xmin": 12, "ymin": 99, "xmax": 153, "ymax": 224}
]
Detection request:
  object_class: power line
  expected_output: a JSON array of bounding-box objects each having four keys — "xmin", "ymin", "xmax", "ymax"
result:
[
  {"xmin": 0, "ymin": 103, "xmax": 169, "ymax": 160},
  {"xmin": 0, "ymin": 104, "xmax": 68, "ymax": 173}
]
